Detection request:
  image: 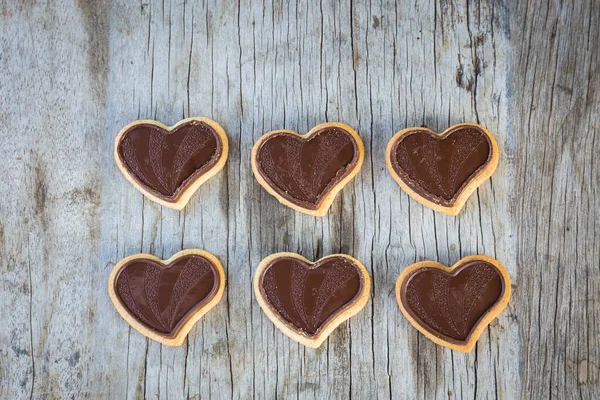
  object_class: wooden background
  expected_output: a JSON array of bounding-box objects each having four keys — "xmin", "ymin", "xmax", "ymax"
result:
[{"xmin": 0, "ymin": 0, "xmax": 598, "ymax": 398}]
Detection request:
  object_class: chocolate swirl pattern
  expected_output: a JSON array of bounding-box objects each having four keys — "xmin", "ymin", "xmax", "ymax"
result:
[
  {"xmin": 400, "ymin": 261, "xmax": 505, "ymax": 343},
  {"xmin": 389, "ymin": 125, "xmax": 493, "ymax": 207},
  {"xmin": 116, "ymin": 120, "xmax": 222, "ymax": 202},
  {"xmin": 254, "ymin": 126, "xmax": 359, "ymax": 210},
  {"xmin": 114, "ymin": 255, "xmax": 220, "ymax": 335},
  {"xmin": 259, "ymin": 256, "xmax": 363, "ymax": 336}
]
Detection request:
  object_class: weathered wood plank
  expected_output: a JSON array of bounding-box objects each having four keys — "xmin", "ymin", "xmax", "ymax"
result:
[
  {"xmin": 0, "ymin": 0, "xmax": 598, "ymax": 399},
  {"xmin": 513, "ymin": 0, "xmax": 600, "ymax": 398},
  {"xmin": 0, "ymin": 1, "xmax": 109, "ymax": 398}
]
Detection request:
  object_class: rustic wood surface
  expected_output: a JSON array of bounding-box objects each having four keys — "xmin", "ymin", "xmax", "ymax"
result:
[{"xmin": 0, "ymin": 0, "xmax": 598, "ymax": 399}]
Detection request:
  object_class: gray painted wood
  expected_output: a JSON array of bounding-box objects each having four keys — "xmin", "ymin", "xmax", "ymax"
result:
[{"xmin": 0, "ymin": 0, "xmax": 597, "ymax": 398}]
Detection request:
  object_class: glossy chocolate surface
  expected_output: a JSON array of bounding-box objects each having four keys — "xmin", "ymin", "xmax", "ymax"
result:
[
  {"xmin": 400, "ymin": 261, "xmax": 505, "ymax": 343},
  {"xmin": 390, "ymin": 126, "xmax": 492, "ymax": 206},
  {"xmin": 255, "ymin": 127, "xmax": 359, "ymax": 209},
  {"xmin": 115, "ymin": 255, "xmax": 220, "ymax": 335},
  {"xmin": 117, "ymin": 121, "xmax": 222, "ymax": 201},
  {"xmin": 259, "ymin": 256, "xmax": 363, "ymax": 336}
]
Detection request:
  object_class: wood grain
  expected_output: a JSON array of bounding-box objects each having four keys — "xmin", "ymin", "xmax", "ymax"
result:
[
  {"xmin": 513, "ymin": 0, "xmax": 600, "ymax": 398},
  {"xmin": 0, "ymin": 0, "xmax": 597, "ymax": 398}
]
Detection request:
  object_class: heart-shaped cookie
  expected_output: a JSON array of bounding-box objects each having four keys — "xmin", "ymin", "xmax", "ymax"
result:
[
  {"xmin": 108, "ymin": 250, "xmax": 225, "ymax": 346},
  {"xmin": 251, "ymin": 123, "xmax": 364, "ymax": 216},
  {"xmin": 114, "ymin": 117, "xmax": 229, "ymax": 210},
  {"xmin": 396, "ymin": 256, "xmax": 510, "ymax": 352},
  {"xmin": 386, "ymin": 123, "xmax": 498, "ymax": 215},
  {"xmin": 254, "ymin": 252, "xmax": 371, "ymax": 348}
]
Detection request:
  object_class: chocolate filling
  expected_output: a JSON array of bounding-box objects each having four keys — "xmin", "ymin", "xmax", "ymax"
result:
[
  {"xmin": 114, "ymin": 255, "xmax": 220, "ymax": 336},
  {"xmin": 255, "ymin": 127, "xmax": 359, "ymax": 210},
  {"xmin": 400, "ymin": 261, "xmax": 505, "ymax": 344},
  {"xmin": 259, "ymin": 256, "xmax": 363, "ymax": 336},
  {"xmin": 390, "ymin": 126, "xmax": 492, "ymax": 206},
  {"xmin": 117, "ymin": 121, "xmax": 222, "ymax": 202}
]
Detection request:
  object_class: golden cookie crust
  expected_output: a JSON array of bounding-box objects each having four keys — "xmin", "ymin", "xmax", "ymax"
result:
[
  {"xmin": 395, "ymin": 255, "xmax": 511, "ymax": 352},
  {"xmin": 254, "ymin": 252, "xmax": 371, "ymax": 348},
  {"xmin": 114, "ymin": 117, "xmax": 229, "ymax": 210},
  {"xmin": 251, "ymin": 122, "xmax": 364, "ymax": 216},
  {"xmin": 385, "ymin": 123, "xmax": 499, "ymax": 216},
  {"xmin": 108, "ymin": 249, "xmax": 226, "ymax": 347}
]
